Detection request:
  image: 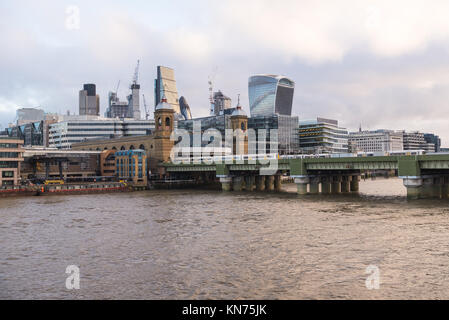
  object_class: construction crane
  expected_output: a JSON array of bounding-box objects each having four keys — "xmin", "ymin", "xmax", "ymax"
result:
[
  {"xmin": 208, "ymin": 66, "xmax": 218, "ymax": 115},
  {"xmin": 142, "ymin": 94, "xmax": 149, "ymax": 120},
  {"xmin": 115, "ymin": 80, "xmax": 120, "ymax": 95},
  {"xmin": 132, "ymin": 59, "xmax": 140, "ymax": 86}
]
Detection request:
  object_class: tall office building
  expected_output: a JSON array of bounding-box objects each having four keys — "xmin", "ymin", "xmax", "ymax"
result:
[
  {"xmin": 248, "ymin": 75, "xmax": 295, "ymax": 117},
  {"xmin": 106, "ymin": 92, "xmax": 129, "ymax": 119},
  {"xmin": 154, "ymin": 66, "xmax": 180, "ymax": 115},
  {"xmin": 79, "ymin": 84, "xmax": 100, "ymax": 116},
  {"xmin": 127, "ymin": 83, "xmax": 141, "ymax": 120},
  {"xmin": 212, "ymin": 91, "xmax": 232, "ymax": 116},
  {"xmin": 179, "ymin": 96, "xmax": 192, "ymax": 120}
]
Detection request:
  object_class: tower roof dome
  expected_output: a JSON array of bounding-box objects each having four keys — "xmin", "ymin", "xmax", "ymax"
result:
[
  {"xmin": 155, "ymin": 94, "xmax": 174, "ymax": 111},
  {"xmin": 232, "ymin": 105, "xmax": 247, "ymax": 116}
]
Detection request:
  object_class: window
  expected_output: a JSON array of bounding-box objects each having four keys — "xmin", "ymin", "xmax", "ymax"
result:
[
  {"xmin": 165, "ymin": 117, "xmax": 171, "ymax": 127},
  {"xmin": 2, "ymin": 171, "xmax": 14, "ymax": 178}
]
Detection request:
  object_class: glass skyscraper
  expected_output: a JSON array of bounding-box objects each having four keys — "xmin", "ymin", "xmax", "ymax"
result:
[{"xmin": 248, "ymin": 75, "xmax": 295, "ymax": 117}]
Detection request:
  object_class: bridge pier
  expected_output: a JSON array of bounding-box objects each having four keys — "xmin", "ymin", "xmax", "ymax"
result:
[
  {"xmin": 219, "ymin": 177, "xmax": 233, "ymax": 191},
  {"xmin": 421, "ymin": 176, "xmax": 442, "ymax": 199},
  {"xmin": 232, "ymin": 176, "xmax": 244, "ymax": 192},
  {"xmin": 341, "ymin": 176, "xmax": 350, "ymax": 193},
  {"xmin": 274, "ymin": 175, "xmax": 282, "ymax": 192},
  {"xmin": 442, "ymin": 177, "xmax": 449, "ymax": 198},
  {"xmin": 350, "ymin": 175, "xmax": 360, "ymax": 192},
  {"xmin": 245, "ymin": 176, "xmax": 255, "ymax": 191},
  {"xmin": 321, "ymin": 176, "xmax": 331, "ymax": 194},
  {"xmin": 331, "ymin": 176, "xmax": 342, "ymax": 194},
  {"xmin": 402, "ymin": 177, "xmax": 423, "ymax": 200},
  {"xmin": 309, "ymin": 176, "xmax": 320, "ymax": 194},
  {"xmin": 256, "ymin": 176, "xmax": 265, "ymax": 191},
  {"xmin": 265, "ymin": 175, "xmax": 275, "ymax": 191},
  {"xmin": 294, "ymin": 176, "xmax": 309, "ymax": 195}
]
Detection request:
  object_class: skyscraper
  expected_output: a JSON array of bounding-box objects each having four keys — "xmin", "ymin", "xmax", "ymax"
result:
[
  {"xmin": 248, "ymin": 75, "xmax": 295, "ymax": 117},
  {"xmin": 79, "ymin": 83, "xmax": 100, "ymax": 116},
  {"xmin": 127, "ymin": 83, "xmax": 141, "ymax": 120},
  {"xmin": 179, "ymin": 96, "xmax": 192, "ymax": 120},
  {"xmin": 154, "ymin": 66, "xmax": 180, "ymax": 114},
  {"xmin": 212, "ymin": 91, "xmax": 232, "ymax": 116}
]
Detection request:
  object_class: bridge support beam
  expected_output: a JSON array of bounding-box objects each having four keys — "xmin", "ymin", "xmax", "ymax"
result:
[
  {"xmin": 442, "ymin": 177, "xmax": 449, "ymax": 199},
  {"xmin": 219, "ymin": 177, "xmax": 233, "ymax": 192},
  {"xmin": 402, "ymin": 177, "xmax": 423, "ymax": 200},
  {"xmin": 244, "ymin": 176, "xmax": 255, "ymax": 191},
  {"xmin": 265, "ymin": 176, "xmax": 274, "ymax": 191},
  {"xmin": 294, "ymin": 176, "xmax": 310, "ymax": 195},
  {"xmin": 309, "ymin": 176, "xmax": 320, "ymax": 194},
  {"xmin": 274, "ymin": 175, "xmax": 282, "ymax": 192},
  {"xmin": 341, "ymin": 176, "xmax": 350, "ymax": 193},
  {"xmin": 232, "ymin": 176, "xmax": 244, "ymax": 192},
  {"xmin": 350, "ymin": 175, "xmax": 360, "ymax": 192},
  {"xmin": 331, "ymin": 176, "xmax": 342, "ymax": 194},
  {"xmin": 256, "ymin": 176, "xmax": 265, "ymax": 191},
  {"xmin": 421, "ymin": 176, "xmax": 442, "ymax": 199},
  {"xmin": 321, "ymin": 176, "xmax": 331, "ymax": 194}
]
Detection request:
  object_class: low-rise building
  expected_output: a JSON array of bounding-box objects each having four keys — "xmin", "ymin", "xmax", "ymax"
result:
[
  {"xmin": 115, "ymin": 149, "xmax": 147, "ymax": 186},
  {"xmin": 0, "ymin": 136, "xmax": 24, "ymax": 186},
  {"xmin": 348, "ymin": 129, "xmax": 403, "ymax": 153},
  {"xmin": 401, "ymin": 131, "xmax": 437, "ymax": 152},
  {"xmin": 298, "ymin": 118, "xmax": 349, "ymax": 154},
  {"xmin": 48, "ymin": 116, "xmax": 154, "ymax": 149}
]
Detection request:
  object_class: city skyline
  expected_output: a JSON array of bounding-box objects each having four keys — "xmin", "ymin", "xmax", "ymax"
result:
[{"xmin": 2, "ymin": 1, "xmax": 449, "ymax": 145}]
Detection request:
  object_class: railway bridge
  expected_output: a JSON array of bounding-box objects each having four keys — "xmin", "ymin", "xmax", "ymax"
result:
[{"xmin": 163, "ymin": 154, "xmax": 449, "ymax": 199}]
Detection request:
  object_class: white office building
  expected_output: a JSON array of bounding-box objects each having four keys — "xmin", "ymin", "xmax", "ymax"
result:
[
  {"xmin": 48, "ymin": 115, "xmax": 154, "ymax": 149},
  {"xmin": 348, "ymin": 130, "xmax": 404, "ymax": 153}
]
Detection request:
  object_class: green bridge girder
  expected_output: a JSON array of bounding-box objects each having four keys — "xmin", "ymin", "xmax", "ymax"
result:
[{"xmin": 163, "ymin": 154, "xmax": 449, "ymax": 177}]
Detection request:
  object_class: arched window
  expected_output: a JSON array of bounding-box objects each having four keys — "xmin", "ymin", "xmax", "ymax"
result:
[
  {"xmin": 158, "ymin": 117, "xmax": 162, "ymax": 127},
  {"xmin": 165, "ymin": 117, "xmax": 171, "ymax": 127},
  {"xmin": 150, "ymin": 145, "xmax": 154, "ymax": 149},
  {"xmin": 129, "ymin": 145, "xmax": 135, "ymax": 150},
  {"xmin": 112, "ymin": 146, "xmax": 117, "ymax": 150},
  {"xmin": 104, "ymin": 147, "xmax": 108, "ymax": 150},
  {"xmin": 96, "ymin": 148, "xmax": 100, "ymax": 151},
  {"xmin": 241, "ymin": 122, "xmax": 246, "ymax": 131},
  {"xmin": 139, "ymin": 144, "xmax": 145, "ymax": 150},
  {"xmin": 120, "ymin": 146, "xmax": 126, "ymax": 150}
]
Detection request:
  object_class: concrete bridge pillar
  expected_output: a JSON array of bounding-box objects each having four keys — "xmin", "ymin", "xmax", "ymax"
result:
[
  {"xmin": 331, "ymin": 176, "xmax": 342, "ymax": 194},
  {"xmin": 341, "ymin": 176, "xmax": 350, "ymax": 193},
  {"xmin": 309, "ymin": 176, "xmax": 320, "ymax": 194},
  {"xmin": 219, "ymin": 177, "xmax": 233, "ymax": 191},
  {"xmin": 321, "ymin": 176, "xmax": 331, "ymax": 194},
  {"xmin": 294, "ymin": 176, "xmax": 310, "ymax": 195},
  {"xmin": 350, "ymin": 175, "xmax": 360, "ymax": 192},
  {"xmin": 232, "ymin": 176, "xmax": 244, "ymax": 192},
  {"xmin": 442, "ymin": 177, "xmax": 449, "ymax": 199},
  {"xmin": 274, "ymin": 175, "xmax": 282, "ymax": 192},
  {"xmin": 244, "ymin": 176, "xmax": 255, "ymax": 191},
  {"xmin": 421, "ymin": 176, "xmax": 442, "ymax": 199},
  {"xmin": 265, "ymin": 176, "xmax": 275, "ymax": 191},
  {"xmin": 402, "ymin": 177, "xmax": 423, "ymax": 200},
  {"xmin": 256, "ymin": 176, "xmax": 265, "ymax": 191}
]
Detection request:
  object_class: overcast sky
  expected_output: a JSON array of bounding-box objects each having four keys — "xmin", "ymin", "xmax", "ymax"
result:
[{"xmin": 2, "ymin": 0, "xmax": 449, "ymax": 145}]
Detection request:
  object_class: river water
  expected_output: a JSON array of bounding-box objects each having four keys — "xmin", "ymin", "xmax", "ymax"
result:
[{"xmin": 2, "ymin": 177, "xmax": 449, "ymax": 299}]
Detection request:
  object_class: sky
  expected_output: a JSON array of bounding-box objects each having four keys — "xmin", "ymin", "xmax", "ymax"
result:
[{"xmin": 2, "ymin": 0, "xmax": 449, "ymax": 145}]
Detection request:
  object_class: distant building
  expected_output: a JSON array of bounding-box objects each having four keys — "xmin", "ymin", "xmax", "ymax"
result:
[
  {"xmin": 179, "ymin": 96, "xmax": 192, "ymax": 120},
  {"xmin": 0, "ymin": 136, "xmax": 24, "ymax": 186},
  {"xmin": 248, "ymin": 114, "xmax": 299, "ymax": 155},
  {"xmin": 16, "ymin": 108, "xmax": 45, "ymax": 125},
  {"xmin": 348, "ymin": 130, "xmax": 404, "ymax": 153},
  {"xmin": 105, "ymin": 92, "xmax": 129, "ymax": 118},
  {"xmin": 154, "ymin": 66, "xmax": 180, "ymax": 115},
  {"xmin": 248, "ymin": 75, "xmax": 295, "ymax": 117},
  {"xmin": 298, "ymin": 118, "xmax": 349, "ymax": 154},
  {"xmin": 127, "ymin": 83, "xmax": 141, "ymax": 120},
  {"xmin": 401, "ymin": 131, "xmax": 435, "ymax": 152},
  {"xmin": 48, "ymin": 116, "xmax": 154, "ymax": 149},
  {"xmin": 424, "ymin": 133, "xmax": 441, "ymax": 152},
  {"xmin": 212, "ymin": 91, "xmax": 232, "ymax": 116},
  {"xmin": 5, "ymin": 121, "xmax": 44, "ymax": 147},
  {"xmin": 79, "ymin": 84, "xmax": 100, "ymax": 116}
]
